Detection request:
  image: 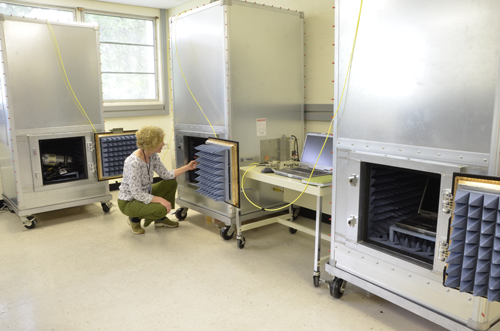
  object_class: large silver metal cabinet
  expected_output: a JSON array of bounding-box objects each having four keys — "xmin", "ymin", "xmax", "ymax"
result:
[
  {"xmin": 169, "ymin": 1, "xmax": 304, "ymax": 228},
  {"xmin": 0, "ymin": 16, "xmax": 112, "ymax": 228},
  {"xmin": 327, "ymin": 1, "xmax": 500, "ymax": 330}
]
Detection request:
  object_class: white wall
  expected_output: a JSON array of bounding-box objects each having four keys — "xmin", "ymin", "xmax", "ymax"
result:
[{"xmin": 0, "ymin": 0, "xmax": 334, "ymax": 196}]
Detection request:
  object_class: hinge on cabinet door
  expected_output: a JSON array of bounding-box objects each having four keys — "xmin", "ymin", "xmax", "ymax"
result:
[
  {"xmin": 442, "ymin": 189, "xmax": 453, "ymax": 214},
  {"xmin": 89, "ymin": 163, "xmax": 96, "ymax": 173},
  {"xmin": 438, "ymin": 238, "xmax": 449, "ymax": 262},
  {"xmin": 87, "ymin": 142, "xmax": 95, "ymax": 152}
]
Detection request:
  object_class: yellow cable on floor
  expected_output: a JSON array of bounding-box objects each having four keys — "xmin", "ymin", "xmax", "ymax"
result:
[
  {"xmin": 242, "ymin": 0, "xmax": 364, "ymax": 211},
  {"xmin": 46, "ymin": 21, "xmax": 97, "ymax": 133}
]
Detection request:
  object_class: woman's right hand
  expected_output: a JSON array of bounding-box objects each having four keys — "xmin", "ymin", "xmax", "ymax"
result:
[{"xmin": 152, "ymin": 196, "xmax": 172, "ymax": 213}]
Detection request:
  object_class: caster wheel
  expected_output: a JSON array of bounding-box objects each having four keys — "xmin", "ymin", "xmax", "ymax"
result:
[
  {"xmin": 313, "ymin": 275, "xmax": 320, "ymax": 287},
  {"xmin": 330, "ymin": 277, "xmax": 347, "ymax": 299},
  {"xmin": 220, "ymin": 226, "xmax": 234, "ymax": 240},
  {"xmin": 24, "ymin": 216, "xmax": 37, "ymax": 229},
  {"xmin": 237, "ymin": 237, "xmax": 246, "ymax": 249},
  {"xmin": 289, "ymin": 227, "xmax": 297, "ymax": 234},
  {"xmin": 101, "ymin": 202, "xmax": 112, "ymax": 213},
  {"xmin": 175, "ymin": 208, "xmax": 188, "ymax": 221},
  {"xmin": 292, "ymin": 206, "xmax": 301, "ymax": 220}
]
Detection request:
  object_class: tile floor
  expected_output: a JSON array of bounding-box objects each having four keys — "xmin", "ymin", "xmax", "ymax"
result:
[{"xmin": 0, "ymin": 191, "xmax": 447, "ymax": 330}]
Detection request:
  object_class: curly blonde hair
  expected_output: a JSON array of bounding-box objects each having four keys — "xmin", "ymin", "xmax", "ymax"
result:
[{"xmin": 135, "ymin": 126, "xmax": 165, "ymax": 151}]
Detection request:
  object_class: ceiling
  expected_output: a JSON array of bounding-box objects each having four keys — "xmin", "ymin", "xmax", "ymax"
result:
[{"xmin": 91, "ymin": 0, "xmax": 193, "ymax": 10}]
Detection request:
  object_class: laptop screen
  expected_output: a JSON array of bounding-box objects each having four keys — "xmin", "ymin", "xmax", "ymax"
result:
[
  {"xmin": 418, "ymin": 176, "xmax": 441, "ymax": 217},
  {"xmin": 300, "ymin": 133, "xmax": 333, "ymax": 171}
]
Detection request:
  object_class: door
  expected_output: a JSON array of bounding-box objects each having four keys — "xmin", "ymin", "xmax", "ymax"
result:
[{"xmin": 444, "ymin": 173, "xmax": 500, "ymax": 301}]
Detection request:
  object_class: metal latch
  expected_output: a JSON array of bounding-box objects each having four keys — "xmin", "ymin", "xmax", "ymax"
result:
[
  {"xmin": 87, "ymin": 142, "xmax": 95, "ymax": 152},
  {"xmin": 347, "ymin": 215, "xmax": 357, "ymax": 227},
  {"xmin": 442, "ymin": 189, "xmax": 453, "ymax": 214},
  {"xmin": 438, "ymin": 238, "xmax": 449, "ymax": 262},
  {"xmin": 89, "ymin": 163, "xmax": 96, "ymax": 173},
  {"xmin": 348, "ymin": 175, "xmax": 358, "ymax": 186}
]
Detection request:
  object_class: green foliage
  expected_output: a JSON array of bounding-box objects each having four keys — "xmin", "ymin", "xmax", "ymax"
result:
[{"xmin": 0, "ymin": 2, "xmax": 73, "ymax": 21}]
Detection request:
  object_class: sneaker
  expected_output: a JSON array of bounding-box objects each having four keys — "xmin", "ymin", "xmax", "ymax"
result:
[
  {"xmin": 127, "ymin": 217, "xmax": 145, "ymax": 235},
  {"xmin": 155, "ymin": 217, "xmax": 179, "ymax": 228}
]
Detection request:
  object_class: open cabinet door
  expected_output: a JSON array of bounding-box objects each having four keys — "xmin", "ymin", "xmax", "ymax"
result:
[
  {"xmin": 444, "ymin": 173, "xmax": 500, "ymax": 301},
  {"xmin": 94, "ymin": 131, "xmax": 137, "ymax": 181}
]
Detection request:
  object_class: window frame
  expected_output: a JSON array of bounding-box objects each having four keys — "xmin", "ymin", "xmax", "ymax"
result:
[
  {"xmin": 83, "ymin": 10, "xmax": 161, "ymax": 104},
  {"xmin": 0, "ymin": 0, "xmax": 76, "ymax": 21}
]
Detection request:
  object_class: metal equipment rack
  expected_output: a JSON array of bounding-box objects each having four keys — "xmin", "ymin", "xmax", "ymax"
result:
[
  {"xmin": 327, "ymin": 1, "xmax": 500, "ymax": 330},
  {"xmin": 0, "ymin": 16, "xmax": 131, "ymax": 228},
  {"xmin": 169, "ymin": 0, "xmax": 304, "ymax": 247}
]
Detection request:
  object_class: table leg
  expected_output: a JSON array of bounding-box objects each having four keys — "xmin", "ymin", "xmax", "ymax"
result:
[{"xmin": 313, "ymin": 196, "xmax": 322, "ymax": 287}]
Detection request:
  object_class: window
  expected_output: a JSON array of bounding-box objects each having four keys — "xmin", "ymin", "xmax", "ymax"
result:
[
  {"xmin": 84, "ymin": 13, "xmax": 157, "ymax": 101},
  {"xmin": 0, "ymin": 2, "xmax": 74, "ymax": 21}
]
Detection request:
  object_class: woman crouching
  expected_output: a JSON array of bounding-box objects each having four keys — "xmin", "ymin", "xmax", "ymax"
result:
[{"xmin": 118, "ymin": 126, "xmax": 197, "ymax": 234}]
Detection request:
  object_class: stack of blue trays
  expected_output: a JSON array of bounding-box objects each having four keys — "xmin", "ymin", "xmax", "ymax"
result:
[
  {"xmin": 100, "ymin": 134, "xmax": 137, "ymax": 178},
  {"xmin": 194, "ymin": 144, "xmax": 229, "ymax": 202}
]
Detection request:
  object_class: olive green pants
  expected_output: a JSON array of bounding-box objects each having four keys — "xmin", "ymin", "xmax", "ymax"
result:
[{"xmin": 118, "ymin": 179, "xmax": 177, "ymax": 223}]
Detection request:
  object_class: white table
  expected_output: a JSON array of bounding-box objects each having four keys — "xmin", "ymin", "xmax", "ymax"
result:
[{"xmin": 239, "ymin": 166, "xmax": 332, "ymax": 287}]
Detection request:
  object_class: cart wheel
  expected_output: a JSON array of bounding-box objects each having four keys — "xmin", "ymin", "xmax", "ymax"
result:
[
  {"xmin": 292, "ymin": 206, "xmax": 301, "ymax": 220},
  {"xmin": 289, "ymin": 227, "xmax": 298, "ymax": 234},
  {"xmin": 101, "ymin": 202, "xmax": 112, "ymax": 213},
  {"xmin": 24, "ymin": 216, "xmax": 37, "ymax": 230},
  {"xmin": 313, "ymin": 275, "xmax": 320, "ymax": 287},
  {"xmin": 330, "ymin": 277, "xmax": 347, "ymax": 299},
  {"xmin": 220, "ymin": 226, "xmax": 234, "ymax": 240},
  {"xmin": 175, "ymin": 208, "xmax": 188, "ymax": 221},
  {"xmin": 237, "ymin": 237, "xmax": 246, "ymax": 249}
]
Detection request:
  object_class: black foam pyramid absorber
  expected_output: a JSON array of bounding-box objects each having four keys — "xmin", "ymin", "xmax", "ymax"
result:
[
  {"xmin": 483, "ymin": 209, "xmax": 497, "ymax": 222},
  {"xmin": 464, "ymin": 244, "xmax": 479, "ymax": 257},
  {"xmin": 463, "ymin": 256, "xmax": 478, "ymax": 269},
  {"xmin": 481, "ymin": 221, "xmax": 496, "ymax": 235},
  {"xmin": 447, "ymin": 252, "xmax": 464, "ymax": 264},
  {"xmin": 484, "ymin": 195, "xmax": 500, "ymax": 209},
  {"xmin": 450, "ymin": 228, "xmax": 466, "ymax": 240},
  {"xmin": 454, "ymin": 204, "xmax": 469, "ymax": 217},
  {"xmin": 449, "ymin": 240, "xmax": 464, "ymax": 252},
  {"xmin": 467, "ymin": 218, "xmax": 481, "ymax": 232},
  {"xmin": 445, "ymin": 276, "xmax": 461, "ymax": 288},
  {"xmin": 474, "ymin": 284, "xmax": 489, "ymax": 297},
  {"xmin": 479, "ymin": 247, "xmax": 493, "ymax": 261},
  {"xmin": 493, "ymin": 251, "xmax": 500, "ymax": 264},
  {"xmin": 454, "ymin": 190, "xmax": 470, "ymax": 204},
  {"xmin": 460, "ymin": 280, "xmax": 474, "ymax": 292},
  {"xmin": 466, "ymin": 231, "xmax": 480, "ymax": 245},
  {"xmin": 475, "ymin": 272, "xmax": 490, "ymax": 285},
  {"xmin": 476, "ymin": 260, "xmax": 491, "ymax": 273},
  {"xmin": 488, "ymin": 290, "xmax": 500, "ymax": 302},
  {"xmin": 491, "ymin": 264, "xmax": 500, "ymax": 278},
  {"xmin": 481, "ymin": 235, "xmax": 494, "ymax": 248},
  {"xmin": 452, "ymin": 215, "xmax": 467, "ymax": 228},
  {"xmin": 490, "ymin": 277, "xmax": 500, "ymax": 290},
  {"xmin": 446, "ymin": 264, "xmax": 462, "ymax": 277},
  {"xmin": 461, "ymin": 268, "xmax": 475, "ymax": 281},
  {"xmin": 469, "ymin": 192, "xmax": 485, "ymax": 207},
  {"xmin": 468, "ymin": 206, "xmax": 483, "ymax": 220}
]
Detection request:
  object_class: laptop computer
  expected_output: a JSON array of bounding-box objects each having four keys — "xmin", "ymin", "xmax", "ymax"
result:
[
  {"xmin": 395, "ymin": 176, "xmax": 440, "ymax": 237},
  {"xmin": 273, "ymin": 133, "xmax": 333, "ymax": 180}
]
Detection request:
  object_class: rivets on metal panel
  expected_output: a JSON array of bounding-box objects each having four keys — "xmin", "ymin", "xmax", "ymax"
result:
[
  {"xmin": 366, "ymin": 145, "xmax": 369, "ymax": 148},
  {"xmin": 459, "ymin": 156, "xmax": 463, "ymax": 159},
  {"xmin": 418, "ymin": 151, "xmax": 421, "ymax": 153},
  {"xmin": 438, "ymin": 153, "xmax": 441, "ymax": 156},
  {"xmin": 484, "ymin": 159, "xmax": 488, "ymax": 162},
  {"xmin": 468, "ymin": 298, "xmax": 472, "ymax": 301},
  {"xmin": 408, "ymin": 274, "xmax": 411, "ymax": 277},
  {"xmin": 392, "ymin": 268, "xmax": 394, "ymax": 270},
  {"xmin": 361, "ymin": 256, "xmax": 364, "ymax": 259},
  {"xmin": 382, "ymin": 147, "xmax": 385, "ymax": 149},
  {"xmin": 399, "ymin": 149, "xmax": 402, "ymax": 151},
  {"xmin": 376, "ymin": 262, "xmax": 378, "ymax": 264},
  {"xmin": 427, "ymin": 282, "xmax": 430, "ymax": 284},
  {"xmin": 348, "ymin": 251, "xmax": 350, "ymax": 253},
  {"xmin": 446, "ymin": 289, "xmax": 450, "ymax": 292},
  {"xmin": 351, "ymin": 144, "xmax": 354, "ymax": 146}
]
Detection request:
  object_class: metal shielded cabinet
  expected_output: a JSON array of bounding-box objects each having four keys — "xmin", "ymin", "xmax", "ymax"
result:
[
  {"xmin": 0, "ymin": 15, "xmax": 133, "ymax": 228},
  {"xmin": 327, "ymin": 0, "xmax": 500, "ymax": 330},
  {"xmin": 169, "ymin": 1, "xmax": 304, "ymax": 232}
]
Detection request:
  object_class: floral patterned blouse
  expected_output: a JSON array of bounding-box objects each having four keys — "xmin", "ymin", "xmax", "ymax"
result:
[{"xmin": 118, "ymin": 152, "xmax": 175, "ymax": 204}]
